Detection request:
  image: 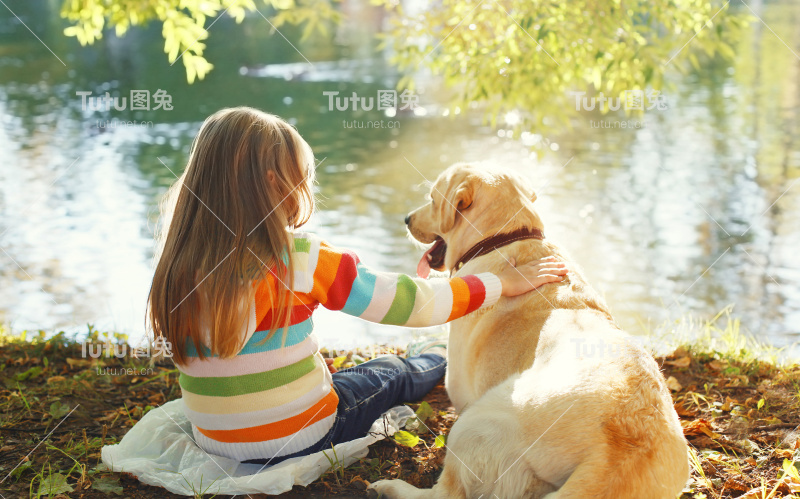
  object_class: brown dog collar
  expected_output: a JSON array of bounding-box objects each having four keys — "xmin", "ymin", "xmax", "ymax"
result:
[{"xmin": 451, "ymin": 227, "xmax": 545, "ymax": 274}]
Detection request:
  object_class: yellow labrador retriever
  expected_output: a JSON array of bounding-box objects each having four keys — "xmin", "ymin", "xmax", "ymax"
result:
[{"xmin": 369, "ymin": 164, "xmax": 688, "ymax": 498}]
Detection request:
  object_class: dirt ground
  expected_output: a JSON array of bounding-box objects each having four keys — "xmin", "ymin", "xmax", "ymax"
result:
[{"xmin": 1, "ymin": 333, "xmax": 799, "ymax": 498}]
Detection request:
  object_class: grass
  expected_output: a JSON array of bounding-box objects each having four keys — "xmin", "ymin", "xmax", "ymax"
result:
[
  {"xmin": 0, "ymin": 311, "xmax": 798, "ymax": 498},
  {"xmin": 649, "ymin": 307, "xmax": 786, "ymax": 364},
  {"xmin": 322, "ymin": 444, "xmax": 346, "ymax": 487}
]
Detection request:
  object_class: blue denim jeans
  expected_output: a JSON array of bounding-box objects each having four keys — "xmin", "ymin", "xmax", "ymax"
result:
[{"xmin": 243, "ymin": 353, "xmax": 446, "ymax": 466}]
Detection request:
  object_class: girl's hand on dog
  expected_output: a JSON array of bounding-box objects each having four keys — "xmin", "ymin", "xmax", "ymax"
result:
[{"xmin": 498, "ymin": 256, "xmax": 568, "ymax": 297}]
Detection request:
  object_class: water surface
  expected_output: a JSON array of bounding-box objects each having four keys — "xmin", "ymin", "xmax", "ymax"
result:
[{"xmin": 0, "ymin": 1, "xmax": 798, "ymax": 352}]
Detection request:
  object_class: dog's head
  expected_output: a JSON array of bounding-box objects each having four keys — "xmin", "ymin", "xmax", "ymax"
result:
[{"xmin": 406, "ymin": 163, "xmax": 543, "ymax": 277}]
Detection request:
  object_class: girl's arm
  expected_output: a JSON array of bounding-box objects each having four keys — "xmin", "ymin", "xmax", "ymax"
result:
[{"xmin": 301, "ymin": 235, "xmax": 566, "ymax": 327}]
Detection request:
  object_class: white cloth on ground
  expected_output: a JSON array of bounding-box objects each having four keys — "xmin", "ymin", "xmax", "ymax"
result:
[{"xmin": 101, "ymin": 398, "xmax": 413, "ymax": 496}]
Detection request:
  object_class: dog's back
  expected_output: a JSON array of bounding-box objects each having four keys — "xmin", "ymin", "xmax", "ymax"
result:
[{"xmin": 446, "ymin": 238, "xmax": 612, "ymax": 408}]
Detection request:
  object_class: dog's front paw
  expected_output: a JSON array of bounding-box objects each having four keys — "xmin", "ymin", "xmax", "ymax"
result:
[{"xmin": 368, "ymin": 479, "xmax": 415, "ymax": 498}]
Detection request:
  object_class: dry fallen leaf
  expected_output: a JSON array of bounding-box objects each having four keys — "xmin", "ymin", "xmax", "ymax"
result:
[
  {"xmin": 723, "ymin": 476, "xmax": 749, "ymax": 492},
  {"xmin": 682, "ymin": 419, "xmax": 717, "ymax": 438},
  {"xmin": 148, "ymin": 392, "xmax": 165, "ymax": 404},
  {"xmin": 740, "ymin": 486, "xmax": 767, "ymax": 498},
  {"xmin": 674, "ymin": 401, "xmax": 697, "ymax": 417},
  {"xmin": 66, "ymin": 358, "xmax": 92, "ymax": 368},
  {"xmin": 672, "ymin": 346, "xmax": 689, "ymax": 358},
  {"xmin": 666, "ymin": 376, "xmax": 683, "ymax": 391},
  {"xmin": 724, "ymin": 375, "xmax": 750, "ymax": 387},
  {"xmin": 99, "ymin": 411, "xmax": 120, "ymax": 422},
  {"xmin": 665, "ymin": 356, "xmax": 691, "ymax": 368},
  {"xmin": 781, "ymin": 475, "xmax": 800, "ymax": 492}
]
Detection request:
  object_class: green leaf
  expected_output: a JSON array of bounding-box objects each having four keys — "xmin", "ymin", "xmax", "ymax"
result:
[
  {"xmin": 191, "ymin": 57, "xmax": 214, "ymax": 82},
  {"xmin": 270, "ymin": 0, "xmax": 295, "ymax": 9},
  {"xmin": 403, "ymin": 402, "xmax": 435, "ymax": 434},
  {"xmin": 434, "ymin": 434, "xmax": 447, "ymax": 448},
  {"xmin": 38, "ymin": 473, "xmax": 73, "ymax": 496},
  {"xmin": 782, "ymin": 459, "xmax": 800, "ymax": 480},
  {"xmin": 14, "ymin": 366, "xmax": 42, "ymax": 382},
  {"xmin": 11, "ymin": 460, "xmax": 33, "ymax": 478},
  {"xmin": 415, "ymin": 401, "xmax": 434, "ymax": 423},
  {"xmin": 229, "ymin": 6, "xmax": 246, "ymax": 23},
  {"xmin": 393, "ymin": 430, "xmax": 420, "ymax": 447},
  {"xmin": 92, "ymin": 475, "xmax": 124, "ymax": 495},
  {"xmin": 757, "ymin": 398, "xmax": 765, "ymax": 410},
  {"xmin": 49, "ymin": 401, "xmax": 70, "ymax": 419},
  {"xmin": 184, "ymin": 53, "xmax": 198, "ymax": 84}
]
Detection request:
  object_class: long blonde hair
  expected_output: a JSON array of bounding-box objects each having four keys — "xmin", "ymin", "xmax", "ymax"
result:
[{"xmin": 148, "ymin": 107, "xmax": 316, "ymax": 365}]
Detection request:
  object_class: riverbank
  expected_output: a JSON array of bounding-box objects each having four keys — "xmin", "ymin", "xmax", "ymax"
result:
[{"xmin": 1, "ymin": 315, "xmax": 799, "ymax": 498}]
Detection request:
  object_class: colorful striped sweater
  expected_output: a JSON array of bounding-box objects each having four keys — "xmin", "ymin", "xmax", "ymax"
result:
[{"xmin": 178, "ymin": 232, "xmax": 502, "ymax": 462}]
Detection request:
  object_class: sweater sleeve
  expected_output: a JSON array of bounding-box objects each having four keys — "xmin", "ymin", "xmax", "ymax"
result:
[{"xmin": 303, "ymin": 234, "xmax": 502, "ymax": 327}]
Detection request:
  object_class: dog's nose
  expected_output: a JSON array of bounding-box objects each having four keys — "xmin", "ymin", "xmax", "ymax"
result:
[{"xmin": 404, "ymin": 214, "xmax": 411, "ymax": 225}]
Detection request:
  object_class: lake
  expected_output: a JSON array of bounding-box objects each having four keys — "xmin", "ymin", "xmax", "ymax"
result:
[{"xmin": 0, "ymin": 0, "xmax": 798, "ymax": 353}]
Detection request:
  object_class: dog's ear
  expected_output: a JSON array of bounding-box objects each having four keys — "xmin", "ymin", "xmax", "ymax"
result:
[{"xmin": 437, "ymin": 175, "xmax": 475, "ymax": 233}]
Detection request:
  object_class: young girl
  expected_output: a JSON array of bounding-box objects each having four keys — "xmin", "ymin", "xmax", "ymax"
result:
[{"xmin": 148, "ymin": 107, "xmax": 568, "ymax": 466}]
